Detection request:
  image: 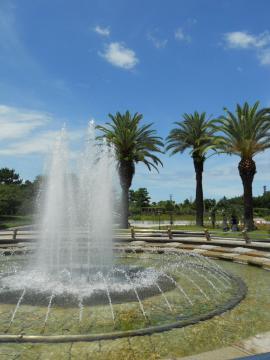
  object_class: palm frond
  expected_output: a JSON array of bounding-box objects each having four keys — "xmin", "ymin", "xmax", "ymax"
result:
[
  {"xmin": 96, "ymin": 111, "xmax": 163, "ymax": 172},
  {"xmin": 217, "ymin": 101, "xmax": 270, "ymax": 159},
  {"xmin": 166, "ymin": 112, "xmax": 220, "ymax": 162}
]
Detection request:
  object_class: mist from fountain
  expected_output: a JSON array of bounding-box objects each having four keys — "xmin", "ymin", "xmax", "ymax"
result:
[{"xmin": 35, "ymin": 121, "xmax": 117, "ymax": 275}]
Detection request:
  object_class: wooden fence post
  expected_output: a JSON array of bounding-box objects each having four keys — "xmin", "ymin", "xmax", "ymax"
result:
[
  {"xmin": 167, "ymin": 226, "xmax": 173, "ymax": 240},
  {"xmin": 12, "ymin": 229, "xmax": 18, "ymax": 241},
  {"xmin": 131, "ymin": 227, "xmax": 135, "ymax": 240},
  {"xmin": 242, "ymin": 229, "xmax": 251, "ymax": 244},
  {"xmin": 204, "ymin": 228, "xmax": 211, "ymax": 241}
]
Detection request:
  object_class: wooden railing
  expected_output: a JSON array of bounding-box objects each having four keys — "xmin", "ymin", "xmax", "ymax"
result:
[
  {"xmin": 0, "ymin": 227, "xmax": 269, "ymax": 246},
  {"xmin": 128, "ymin": 226, "xmax": 270, "ymax": 244}
]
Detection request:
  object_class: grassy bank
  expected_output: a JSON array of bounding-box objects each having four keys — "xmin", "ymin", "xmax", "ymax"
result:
[
  {"xmin": 131, "ymin": 214, "xmax": 270, "ymax": 222},
  {"xmin": 142, "ymin": 224, "xmax": 270, "ymax": 240},
  {"xmin": 131, "ymin": 214, "xmax": 197, "ymax": 221},
  {"xmin": 0, "ymin": 215, "xmax": 33, "ymax": 229}
]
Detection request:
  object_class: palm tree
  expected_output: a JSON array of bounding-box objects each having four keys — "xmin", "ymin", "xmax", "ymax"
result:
[
  {"xmin": 166, "ymin": 112, "xmax": 218, "ymax": 227},
  {"xmin": 217, "ymin": 101, "xmax": 270, "ymax": 231},
  {"xmin": 96, "ymin": 111, "xmax": 163, "ymax": 228}
]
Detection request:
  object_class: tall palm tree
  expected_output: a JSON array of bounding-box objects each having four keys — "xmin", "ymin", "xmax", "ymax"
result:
[
  {"xmin": 166, "ymin": 112, "xmax": 219, "ymax": 226},
  {"xmin": 96, "ymin": 111, "xmax": 163, "ymax": 228},
  {"xmin": 217, "ymin": 101, "xmax": 270, "ymax": 231}
]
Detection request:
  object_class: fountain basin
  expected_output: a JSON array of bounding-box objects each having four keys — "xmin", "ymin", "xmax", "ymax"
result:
[
  {"xmin": 0, "ymin": 250, "xmax": 246, "ymax": 340},
  {"xmin": 0, "ymin": 265, "xmax": 176, "ymax": 306}
]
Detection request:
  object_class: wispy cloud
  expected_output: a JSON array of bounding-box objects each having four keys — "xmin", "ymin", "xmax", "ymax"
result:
[
  {"xmin": 223, "ymin": 30, "xmax": 270, "ymax": 66},
  {"xmin": 0, "ymin": 105, "xmax": 51, "ymax": 140},
  {"xmin": 0, "ymin": 3, "xmax": 39, "ymax": 71},
  {"xmin": 134, "ymin": 150, "xmax": 270, "ymax": 201},
  {"xmin": 258, "ymin": 48, "xmax": 270, "ymax": 65},
  {"xmin": 0, "ymin": 130, "xmax": 84, "ymax": 156},
  {"xmin": 224, "ymin": 31, "xmax": 270, "ymax": 49},
  {"xmin": 0, "ymin": 104, "xmax": 84, "ymax": 156},
  {"xmin": 0, "ymin": 130, "xmax": 60, "ymax": 155},
  {"xmin": 100, "ymin": 42, "xmax": 139, "ymax": 70},
  {"xmin": 174, "ymin": 28, "xmax": 191, "ymax": 42},
  {"xmin": 94, "ymin": 25, "xmax": 110, "ymax": 37},
  {"xmin": 147, "ymin": 31, "xmax": 168, "ymax": 49}
]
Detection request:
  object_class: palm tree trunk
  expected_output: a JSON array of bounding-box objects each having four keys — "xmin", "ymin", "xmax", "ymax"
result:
[
  {"xmin": 193, "ymin": 158, "xmax": 204, "ymax": 227},
  {"xmin": 238, "ymin": 159, "xmax": 256, "ymax": 231},
  {"xmin": 121, "ymin": 185, "xmax": 129, "ymax": 228},
  {"xmin": 118, "ymin": 161, "xmax": 134, "ymax": 229}
]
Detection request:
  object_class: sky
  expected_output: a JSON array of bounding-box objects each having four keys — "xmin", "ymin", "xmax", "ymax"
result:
[{"xmin": 0, "ymin": 0, "xmax": 270, "ymax": 203}]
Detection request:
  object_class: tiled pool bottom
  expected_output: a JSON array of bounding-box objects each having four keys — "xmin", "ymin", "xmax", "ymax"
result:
[{"xmin": 0, "ymin": 260, "xmax": 270, "ymax": 359}]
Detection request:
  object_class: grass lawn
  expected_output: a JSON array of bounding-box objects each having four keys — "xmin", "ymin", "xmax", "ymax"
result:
[
  {"xmin": 0, "ymin": 215, "xmax": 34, "ymax": 229},
  {"xmin": 131, "ymin": 214, "xmax": 197, "ymax": 221},
  {"xmin": 141, "ymin": 224, "xmax": 270, "ymax": 240}
]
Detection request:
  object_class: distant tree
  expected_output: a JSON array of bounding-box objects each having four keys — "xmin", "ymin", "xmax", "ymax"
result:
[
  {"xmin": 96, "ymin": 111, "xmax": 163, "ymax": 228},
  {"xmin": 157, "ymin": 200, "xmax": 175, "ymax": 212},
  {"xmin": 0, "ymin": 168, "xmax": 22, "ymax": 185},
  {"xmin": 204, "ymin": 198, "xmax": 216, "ymax": 212},
  {"xmin": 254, "ymin": 191, "xmax": 270, "ymax": 209},
  {"xmin": 179, "ymin": 198, "xmax": 195, "ymax": 215},
  {"xmin": 130, "ymin": 188, "xmax": 151, "ymax": 210},
  {"xmin": 0, "ymin": 185, "xmax": 22, "ymax": 215},
  {"xmin": 19, "ymin": 177, "xmax": 44, "ymax": 215},
  {"xmin": 217, "ymin": 196, "xmax": 230, "ymax": 211}
]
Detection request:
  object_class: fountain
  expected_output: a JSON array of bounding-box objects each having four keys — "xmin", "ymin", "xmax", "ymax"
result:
[{"xmin": 0, "ymin": 122, "xmax": 246, "ymax": 342}]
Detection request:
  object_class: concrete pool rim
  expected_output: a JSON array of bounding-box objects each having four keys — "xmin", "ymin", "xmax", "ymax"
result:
[{"xmin": 0, "ymin": 249, "xmax": 247, "ymax": 343}]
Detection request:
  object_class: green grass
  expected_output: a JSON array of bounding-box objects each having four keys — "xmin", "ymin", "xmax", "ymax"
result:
[
  {"xmin": 130, "ymin": 214, "xmax": 231, "ymax": 221},
  {"xmin": 0, "ymin": 215, "xmax": 33, "ymax": 229},
  {"xmin": 144, "ymin": 224, "xmax": 270, "ymax": 240},
  {"xmin": 132, "ymin": 214, "xmax": 197, "ymax": 221}
]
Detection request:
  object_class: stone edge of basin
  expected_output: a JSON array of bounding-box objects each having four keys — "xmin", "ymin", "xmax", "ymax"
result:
[
  {"xmin": 118, "ymin": 240, "xmax": 270, "ymax": 360},
  {"xmin": 0, "ymin": 266, "xmax": 247, "ymax": 344},
  {"xmin": 1, "ymin": 238, "xmax": 270, "ymax": 360}
]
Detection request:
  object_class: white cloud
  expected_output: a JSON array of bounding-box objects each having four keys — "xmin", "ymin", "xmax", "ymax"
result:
[
  {"xmin": 0, "ymin": 105, "xmax": 51, "ymax": 140},
  {"xmin": 174, "ymin": 28, "xmax": 191, "ymax": 42},
  {"xmin": 94, "ymin": 25, "xmax": 110, "ymax": 37},
  {"xmin": 100, "ymin": 42, "xmax": 139, "ymax": 70},
  {"xmin": 0, "ymin": 128, "xmax": 84, "ymax": 156},
  {"xmin": 0, "ymin": 104, "xmax": 85, "ymax": 156},
  {"xmin": 223, "ymin": 30, "xmax": 270, "ymax": 66},
  {"xmin": 224, "ymin": 31, "xmax": 270, "ymax": 49},
  {"xmin": 0, "ymin": 131, "xmax": 59, "ymax": 155},
  {"xmin": 224, "ymin": 31, "xmax": 256, "ymax": 48},
  {"xmin": 258, "ymin": 48, "xmax": 270, "ymax": 65},
  {"xmin": 147, "ymin": 32, "xmax": 168, "ymax": 49}
]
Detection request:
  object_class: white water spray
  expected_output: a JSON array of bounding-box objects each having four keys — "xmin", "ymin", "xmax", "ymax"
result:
[{"xmin": 35, "ymin": 121, "xmax": 118, "ymax": 275}]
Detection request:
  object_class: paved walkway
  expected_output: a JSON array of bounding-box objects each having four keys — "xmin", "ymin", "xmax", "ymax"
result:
[{"xmin": 178, "ymin": 332, "xmax": 270, "ymax": 360}]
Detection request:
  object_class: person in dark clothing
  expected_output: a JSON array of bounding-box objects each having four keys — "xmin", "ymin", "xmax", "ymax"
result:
[{"xmin": 231, "ymin": 214, "xmax": 239, "ymax": 231}]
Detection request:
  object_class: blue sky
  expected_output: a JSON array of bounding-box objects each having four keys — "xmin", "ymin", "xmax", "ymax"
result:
[{"xmin": 0, "ymin": 0, "xmax": 270, "ymax": 202}]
